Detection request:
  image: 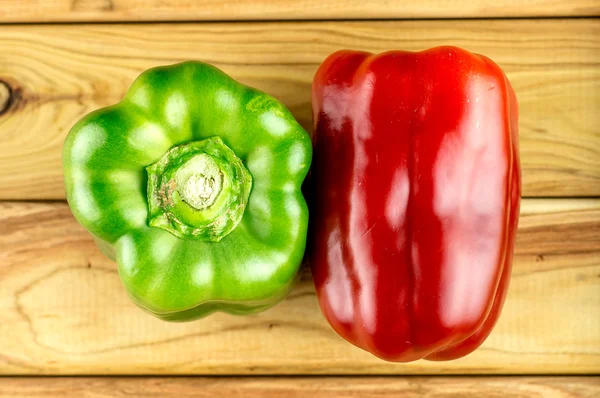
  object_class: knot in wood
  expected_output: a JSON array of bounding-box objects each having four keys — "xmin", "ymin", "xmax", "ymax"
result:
[{"xmin": 0, "ymin": 80, "xmax": 12, "ymax": 116}]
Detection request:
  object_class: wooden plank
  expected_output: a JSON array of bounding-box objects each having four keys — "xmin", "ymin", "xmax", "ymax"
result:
[
  {"xmin": 0, "ymin": 0, "xmax": 598, "ymax": 22},
  {"xmin": 0, "ymin": 20, "xmax": 599, "ymax": 200},
  {"xmin": 0, "ymin": 199, "xmax": 598, "ymax": 375},
  {"xmin": 0, "ymin": 377, "xmax": 599, "ymax": 398}
]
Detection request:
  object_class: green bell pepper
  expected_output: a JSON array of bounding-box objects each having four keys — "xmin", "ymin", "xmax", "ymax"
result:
[{"xmin": 63, "ymin": 62, "xmax": 312, "ymax": 321}]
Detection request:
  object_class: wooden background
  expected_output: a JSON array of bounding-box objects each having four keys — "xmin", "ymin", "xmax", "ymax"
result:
[{"xmin": 0, "ymin": 0, "xmax": 599, "ymax": 396}]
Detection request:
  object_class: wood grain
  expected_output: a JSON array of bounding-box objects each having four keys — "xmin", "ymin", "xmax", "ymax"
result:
[
  {"xmin": 0, "ymin": 0, "xmax": 598, "ymax": 22},
  {"xmin": 0, "ymin": 377, "xmax": 599, "ymax": 397},
  {"xmin": 0, "ymin": 199, "xmax": 598, "ymax": 375},
  {"xmin": 0, "ymin": 20, "xmax": 599, "ymax": 200}
]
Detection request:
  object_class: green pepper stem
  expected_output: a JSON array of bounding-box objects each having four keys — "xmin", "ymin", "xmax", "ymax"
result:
[
  {"xmin": 146, "ymin": 137, "xmax": 252, "ymax": 242},
  {"xmin": 177, "ymin": 154, "xmax": 223, "ymax": 210}
]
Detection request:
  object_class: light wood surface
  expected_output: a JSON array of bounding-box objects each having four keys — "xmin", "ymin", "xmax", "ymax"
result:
[
  {"xmin": 1, "ymin": 20, "xmax": 598, "ymax": 200},
  {"xmin": 0, "ymin": 377, "xmax": 599, "ymax": 397},
  {"xmin": 0, "ymin": 0, "xmax": 598, "ymax": 22},
  {"xmin": 1, "ymin": 199, "xmax": 598, "ymax": 375}
]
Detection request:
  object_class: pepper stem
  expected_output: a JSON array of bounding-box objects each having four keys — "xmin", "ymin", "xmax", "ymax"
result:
[
  {"xmin": 176, "ymin": 154, "xmax": 223, "ymax": 210},
  {"xmin": 146, "ymin": 137, "xmax": 252, "ymax": 242}
]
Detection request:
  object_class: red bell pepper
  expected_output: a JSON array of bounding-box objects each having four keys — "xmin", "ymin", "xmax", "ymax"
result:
[{"xmin": 310, "ymin": 46, "xmax": 521, "ymax": 362}]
